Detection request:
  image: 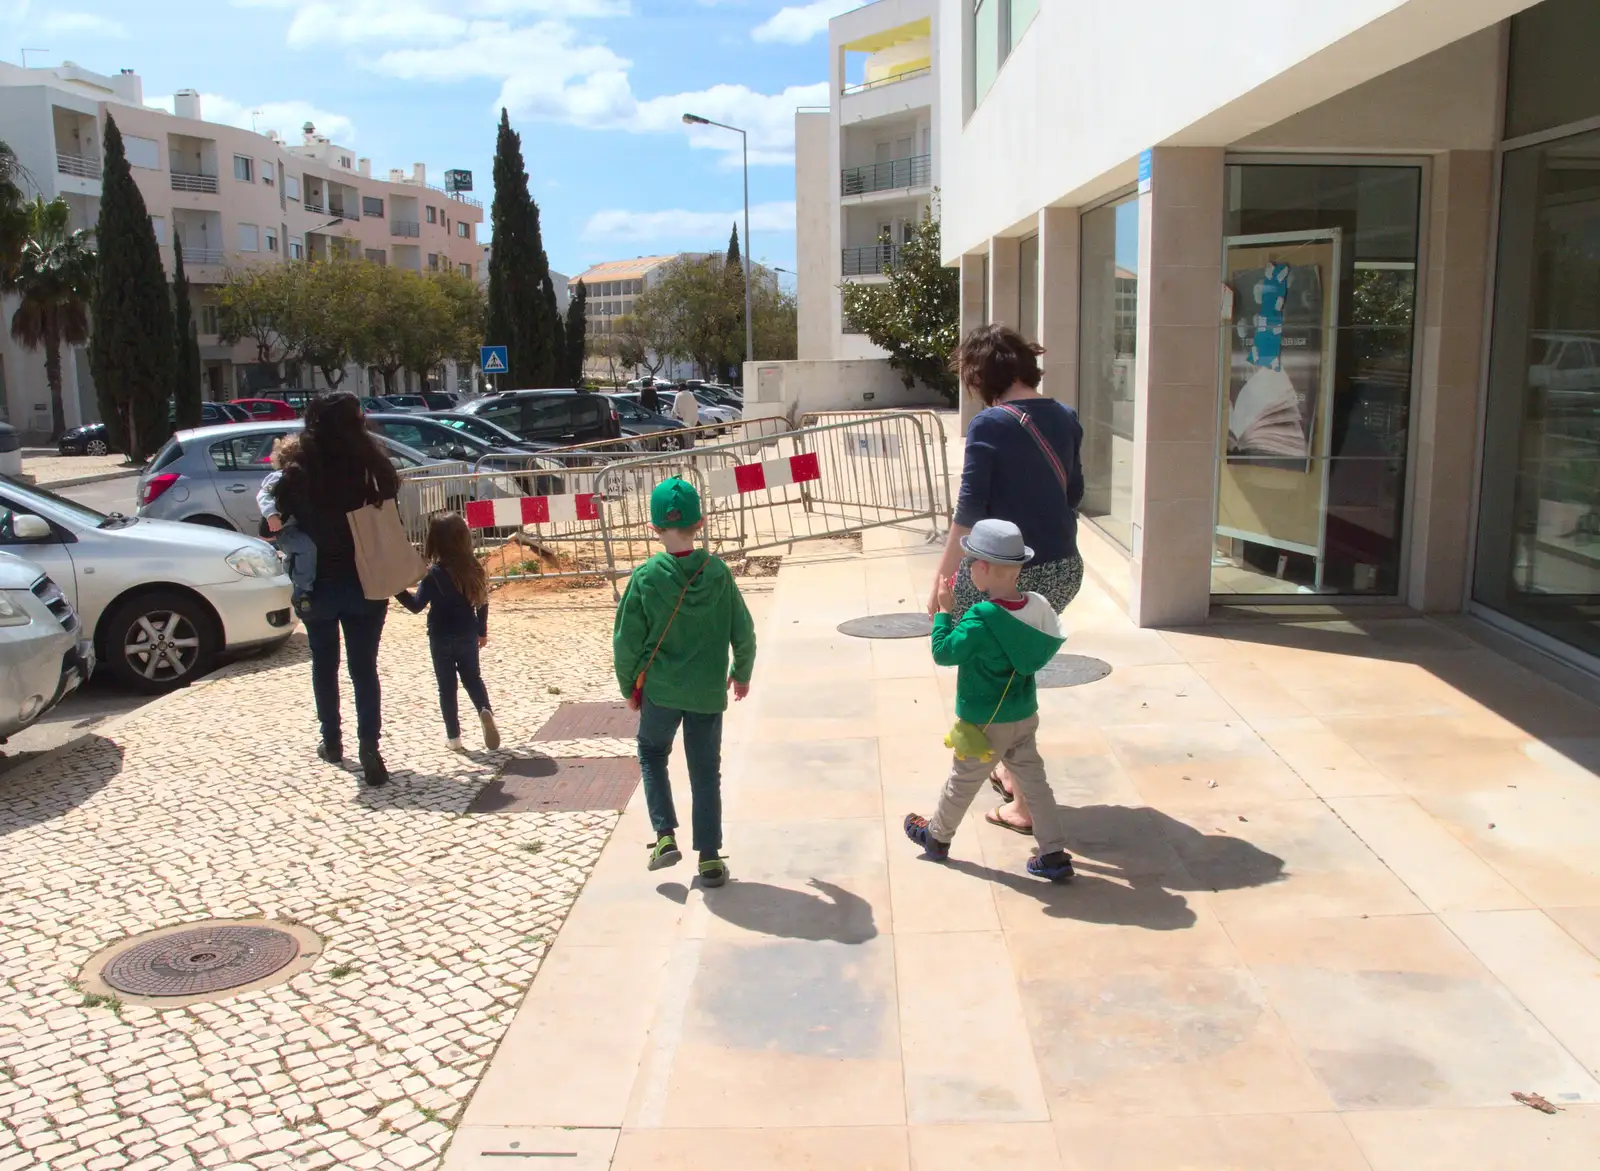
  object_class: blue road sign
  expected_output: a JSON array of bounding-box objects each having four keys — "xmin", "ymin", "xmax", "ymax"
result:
[{"xmin": 480, "ymin": 345, "xmax": 508, "ymax": 374}]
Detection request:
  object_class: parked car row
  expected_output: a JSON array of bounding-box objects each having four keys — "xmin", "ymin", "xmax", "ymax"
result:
[{"xmin": 1, "ymin": 473, "xmax": 294, "ymax": 704}]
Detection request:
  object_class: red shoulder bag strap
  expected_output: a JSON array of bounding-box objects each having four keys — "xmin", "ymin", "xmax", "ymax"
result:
[{"xmin": 996, "ymin": 403, "xmax": 1069, "ymax": 494}]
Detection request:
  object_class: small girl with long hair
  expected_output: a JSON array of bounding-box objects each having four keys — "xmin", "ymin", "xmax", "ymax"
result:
[{"xmin": 395, "ymin": 513, "xmax": 500, "ymax": 752}]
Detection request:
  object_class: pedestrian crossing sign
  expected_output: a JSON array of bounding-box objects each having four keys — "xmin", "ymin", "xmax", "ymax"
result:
[{"xmin": 480, "ymin": 345, "xmax": 508, "ymax": 374}]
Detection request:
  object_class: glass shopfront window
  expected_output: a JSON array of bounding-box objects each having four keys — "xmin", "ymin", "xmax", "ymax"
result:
[
  {"xmin": 1213, "ymin": 164, "xmax": 1421, "ymax": 595},
  {"xmin": 1473, "ymin": 129, "xmax": 1600, "ymax": 658},
  {"xmin": 1078, "ymin": 195, "xmax": 1139, "ymax": 549}
]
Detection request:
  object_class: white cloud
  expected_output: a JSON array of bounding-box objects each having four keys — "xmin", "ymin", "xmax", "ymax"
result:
[
  {"xmin": 39, "ymin": 11, "xmax": 129, "ymax": 37},
  {"xmin": 146, "ymin": 93, "xmax": 358, "ymax": 145},
  {"xmin": 242, "ymin": 0, "xmax": 820, "ymax": 164},
  {"xmin": 582, "ymin": 201, "xmax": 796, "ymax": 242},
  {"xmin": 751, "ymin": 0, "xmax": 858, "ymax": 44}
]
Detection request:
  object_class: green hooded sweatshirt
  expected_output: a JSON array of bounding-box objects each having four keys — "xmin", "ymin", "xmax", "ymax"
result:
[
  {"xmin": 613, "ymin": 549, "xmax": 757, "ymax": 714},
  {"xmin": 932, "ymin": 593, "xmax": 1065, "ymax": 725}
]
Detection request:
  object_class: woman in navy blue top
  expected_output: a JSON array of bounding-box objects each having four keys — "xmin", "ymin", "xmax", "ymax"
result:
[{"xmin": 929, "ymin": 324, "xmax": 1086, "ymax": 831}]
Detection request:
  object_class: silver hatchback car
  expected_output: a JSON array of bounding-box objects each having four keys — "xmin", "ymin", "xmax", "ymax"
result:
[{"xmin": 138, "ymin": 421, "xmax": 469, "ymax": 535}]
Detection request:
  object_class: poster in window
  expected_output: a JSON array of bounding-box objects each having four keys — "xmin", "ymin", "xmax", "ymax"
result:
[{"xmin": 1223, "ymin": 242, "xmax": 1332, "ymax": 471}]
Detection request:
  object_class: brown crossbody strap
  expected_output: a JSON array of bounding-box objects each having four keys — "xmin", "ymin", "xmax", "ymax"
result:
[
  {"xmin": 635, "ymin": 559, "xmax": 709, "ymax": 691},
  {"xmin": 996, "ymin": 403, "xmax": 1069, "ymax": 495}
]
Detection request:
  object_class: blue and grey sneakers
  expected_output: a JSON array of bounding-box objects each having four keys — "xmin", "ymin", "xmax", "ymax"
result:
[
  {"xmin": 903, "ymin": 813, "xmax": 950, "ymax": 861},
  {"xmin": 1027, "ymin": 850, "xmax": 1075, "ymax": 883}
]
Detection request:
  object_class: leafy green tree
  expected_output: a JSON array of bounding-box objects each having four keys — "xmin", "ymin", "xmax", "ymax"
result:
[
  {"xmin": 840, "ymin": 207, "xmax": 958, "ymax": 404},
  {"xmin": 171, "ymin": 237, "xmax": 202, "ymax": 429},
  {"xmin": 564, "ymin": 280, "xmax": 588, "ymax": 386},
  {"xmin": 89, "ymin": 115, "xmax": 177, "ymax": 459},
  {"xmin": 751, "ymin": 272, "xmax": 798, "ymax": 362},
  {"xmin": 0, "ymin": 140, "xmax": 29, "ymax": 284},
  {"xmin": 640, "ymin": 256, "xmax": 742, "ymax": 377},
  {"xmin": 8, "ymin": 197, "xmax": 95, "ymax": 440},
  {"xmin": 612, "ymin": 322, "xmax": 649, "ymax": 378},
  {"xmin": 216, "ymin": 263, "xmax": 292, "ymax": 385},
  {"xmin": 280, "ymin": 259, "xmax": 359, "ymax": 390},
  {"xmin": 486, "ymin": 109, "xmax": 556, "ymax": 385}
]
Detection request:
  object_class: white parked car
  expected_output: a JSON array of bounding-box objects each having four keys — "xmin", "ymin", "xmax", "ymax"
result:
[
  {"xmin": 0, "ymin": 475, "xmax": 294, "ymax": 693},
  {"xmin": 0, "ymin": 549, "xmax": 93, "ymax": 743}
]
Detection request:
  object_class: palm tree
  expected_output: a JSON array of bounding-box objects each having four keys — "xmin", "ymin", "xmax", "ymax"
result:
[{"xmin": 8, "ymin": 197, "xmax": 96, "ymax": 440}]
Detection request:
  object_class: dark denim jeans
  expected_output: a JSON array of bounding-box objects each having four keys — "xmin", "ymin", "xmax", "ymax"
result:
[
  {"xmin": 637, "ymin": 697, "xmax": 723, "ymax": 853},
  {"xmin": 302, "ymin": 575, "xmax": 388, "ymax": 748},
  {"xmin": 431, "ymin": 633, "xmax": 492, "ymax": 739}
]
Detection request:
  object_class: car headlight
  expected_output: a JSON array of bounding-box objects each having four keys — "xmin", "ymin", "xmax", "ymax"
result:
[
  {"xmin": 0, "ymin": 592, "xmax": 33, "ymax": 628},
  {"xmin": 227, "ymin": 546, "xmax": 284, "ymax": 579}
]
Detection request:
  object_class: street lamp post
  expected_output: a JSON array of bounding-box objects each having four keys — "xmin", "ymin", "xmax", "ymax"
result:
[{"xmin": 682, "ymin": 113, "xmax": 753, "ymax": 379}]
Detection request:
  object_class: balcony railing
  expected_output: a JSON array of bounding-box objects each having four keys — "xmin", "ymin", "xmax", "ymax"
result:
[
  {"xmin": 332, "ymin": 207, "xmax": 360, "ymax": 221},
  {"xmin": 303, "ymin": 200, "xmax": 325, "ymax": 214},
  {"xmin": 447, "ymin": 191, "xmax": 482, "ymax": 209},
  {"xmin": 841, "ymin": 66, "xmax": 931, "ymax": 96},
  {"xmin": 842, "ymin": 154, "xmax": 931, "ymax": 196},
  {"xmin": 182, "ymin": 247, "xmax": 225, "ymax": 266},
  {"xmin": 57, "ymin": 152, "xmax": 101, "ymax": 180},
  {"xmin": 392, "ymin": 220, "xmax": 421, "ymax": 237},
  {"xmin": 171, "ymin": 171, "xmax": 219, "ymax": 194},
  {"xmin": 842, "ymin": 243, "xmax": 901, "ymax": 276}
]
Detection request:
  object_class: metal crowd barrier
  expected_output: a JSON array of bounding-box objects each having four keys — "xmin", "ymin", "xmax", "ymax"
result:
[{"xmin": 401, "ymin": 411, "xmax": 953, "ymax": 592}]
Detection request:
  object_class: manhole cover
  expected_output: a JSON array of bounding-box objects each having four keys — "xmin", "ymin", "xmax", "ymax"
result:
[
  {"xmin": 1036, "ymin": 654, "xmax": 1113, "ymax": 688},
  {"xmin": 102, "ymin": 925, "xmax": 300, "ymax": 998},
  {"xmin": 837, "ymin": 612, "xmax": 933, "ymax": 639},
  {"xmin": 471, "ymin": 756, "xmax": 641, "ymax": 813},
  {"xmin": 533, "ymin": 701, "xmax": 639, "ymax": 740}
]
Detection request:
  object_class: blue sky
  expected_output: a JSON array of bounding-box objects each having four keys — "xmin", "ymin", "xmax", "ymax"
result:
[{"xmin": 0, "ymin": 0, "xmax": 859, "ymax": 279}]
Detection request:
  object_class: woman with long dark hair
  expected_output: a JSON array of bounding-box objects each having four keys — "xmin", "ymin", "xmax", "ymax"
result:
[
  {"xmin": 928, "ymin": 324, "xmax": 1086, "ymax": 833},
  {"xmin": 273, "ymin": 391, "xmax": 402, "ymax": 785}
]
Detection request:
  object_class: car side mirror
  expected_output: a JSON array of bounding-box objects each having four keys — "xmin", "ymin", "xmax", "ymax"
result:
[
  {"xmin": 13, "ymin": 514, "xmax": 52, "ymax": 540},
  {"xmin": 447, "ymin": 446, "xmax": 469, "ymax": 461}
]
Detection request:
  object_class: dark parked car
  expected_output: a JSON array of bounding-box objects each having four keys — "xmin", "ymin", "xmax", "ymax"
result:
[
  {"xmin": 606, "ymin": 394, "xmax": 688, "ymax": 445},
  {"xmin": 422, "ymin": 392, "xmax": 462, "ymax": 411},
  {"xmin": 457, "ymin": 389, "xmax": 621, "ymax": 447},
  {"xmin": 165, "ymin": 401, "xmax": 252, "ymax": 430},
  {"xmin": 57, "ymin": 422, "xmax": 110, "ymax": 456},
  {"xmin": 365, "ymin": 413, "xmax": 541, "ymax": 463},
  {"xmin": 361, "ymin": 395, "xmax": 426, "ymax": 414},
  {"xmin": 425, "ymin": 411, "xmax": 551, "ymax": 452}
]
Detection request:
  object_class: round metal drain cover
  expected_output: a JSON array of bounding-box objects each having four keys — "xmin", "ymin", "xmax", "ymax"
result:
[
  {"xmin": 1036, "ymin": 654, "xmax": 1113, "ymax": 688},
  {"xmin": 837, "ymin": 612, "xmax": 933, "ymax": 639},
  {"xmin": 102, "ymin": 925, "xmax": 301, "ymax": 998}
]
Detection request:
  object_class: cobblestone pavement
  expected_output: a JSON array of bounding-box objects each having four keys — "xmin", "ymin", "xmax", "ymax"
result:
[
  {"xmin": 0, "ymin": 593, "xmax": 627, "ymax": 1171},
  {"xmin": 19, "ymin": 452, "xmax": 135, "ymax": 487}
]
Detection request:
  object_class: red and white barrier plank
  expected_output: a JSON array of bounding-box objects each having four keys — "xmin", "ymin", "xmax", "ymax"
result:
[
  {"xmin": 463, "ymin": 493, "xmax": 599, "ymax": 529},
  {"xmin": 705, "ymin": 452, "xmax": 821, "ymax": 498}
]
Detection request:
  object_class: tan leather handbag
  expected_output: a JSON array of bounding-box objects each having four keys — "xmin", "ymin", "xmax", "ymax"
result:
[{"xmin": 347, "ymin": 498, "xmax": 427, "ymax": 600}]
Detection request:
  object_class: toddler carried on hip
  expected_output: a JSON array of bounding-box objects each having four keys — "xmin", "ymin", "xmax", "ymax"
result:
[
  {"xmin": 394, "ymin": 513, "xmax": 500, "ymax": 753},
  {"xmin": 257, "ymin": 434, "xmax": 317, "ymax": 608},
  {"xmin": 904, "ymin": 518, "xmax": 1075, "ymax": 882},
  {"xmin": 613, "ymin": 477, "xmax": 756, "ymax": 889}
]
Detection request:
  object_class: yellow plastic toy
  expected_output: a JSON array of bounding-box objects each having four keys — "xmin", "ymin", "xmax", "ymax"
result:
[{"xmin": 944, "ymin": 719, "xmax": 994, "ymax": 762}]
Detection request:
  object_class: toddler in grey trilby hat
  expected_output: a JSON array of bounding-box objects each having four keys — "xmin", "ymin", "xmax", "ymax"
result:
[{"xmin": 903, "ymin": 519, "xmax": 1075, "ymax": 882}]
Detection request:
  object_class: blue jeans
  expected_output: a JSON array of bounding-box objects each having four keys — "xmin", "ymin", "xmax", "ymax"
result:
[
  {"xmin": 431, "ymin": 633, "xmax": 491, "ymax": 739},
  {"xmin": 302, "ymin": 575, "xmax": 388, "ymax": 748},
  {"xmin": 277, "ymin": 522, "xmax": 318, "ymax": 601},
  {"xmin": 637, "ymin": 697, "xmax": 723, "ymax": 854}
]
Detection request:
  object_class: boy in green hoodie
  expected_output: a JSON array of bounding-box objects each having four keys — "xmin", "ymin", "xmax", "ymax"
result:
[
  {"xmin": 614, "ymin": 477, "xmax": 757, "ymax": 888},
  {"xmin": 904, "ymin": 518, "xmax": 1074, "ymax": 882}
]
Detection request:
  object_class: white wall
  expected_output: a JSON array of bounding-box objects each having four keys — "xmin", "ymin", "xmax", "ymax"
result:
[
  {"xmin": 795, "ymin": 111, "xmax": 833, "ymax": 361},
  {"xmin": 740, "ymin": 358, "xmax": 946, "ymax": 421},
  {"xmin": 937, "ymin": 0, "xmax": 1536, "ymax": 261}
]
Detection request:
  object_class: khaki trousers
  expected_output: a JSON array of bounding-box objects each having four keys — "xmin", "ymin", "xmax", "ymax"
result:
[{"xmin": 929, "ymin": 713, "xmax": 1066, "ymax": 856}]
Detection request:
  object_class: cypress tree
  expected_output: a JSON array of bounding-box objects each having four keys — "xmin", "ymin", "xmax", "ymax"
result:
[
  {"xmin": 542, "ymin": 273, "xmax": 564, "ymax": 388},
  {"xmin": 90, "ymin": 115, "xmax": 175, "ymax": 459},
  {"xmin": 486, "ymin": 109, "xmax": 555, "ymax": 386},
  {"xmin": 725, "ymin": 223, "xmax": 740, "ymax": 269},
  {"xmin": 564, "ymin": 280, "xmax": 588, "ymax": 386},
  {"xmin": 171, "ymin": 236, "xmax": 202, "ymax": 429}
]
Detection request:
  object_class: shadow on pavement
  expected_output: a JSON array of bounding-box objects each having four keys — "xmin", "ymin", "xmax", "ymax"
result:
[
  {"xmin": 656, "ymin": 877, "xmax": 879, "ymax": 944},
  {"xmin": 0, "ymin": 735, "xmax": 125, "ymax": 836}
]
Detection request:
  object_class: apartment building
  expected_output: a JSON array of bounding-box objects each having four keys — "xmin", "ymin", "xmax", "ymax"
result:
[
  {"xmin": 570, "ymin": 254, "xmax": 714, "ymax": 380},
  {"xmin": 795, "ymin": 0, "xmax": 939, "ymax": 361},
  {"xmin": 0, "ymin": 60, "xmax": 484, "ymax": 433},
  {"xmin": 938, "ymin": 0, "xmax": 1600, "ymax": 673}
]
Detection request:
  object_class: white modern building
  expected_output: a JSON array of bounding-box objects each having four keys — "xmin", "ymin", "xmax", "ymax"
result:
[
  {"xmin": 0, "ymin": 60, "xmax": 485, "ymax": 435},
  {"xmin": 937, "ymin": 0, "xmax": 1600, "ymax": 674},
  {"xmin": 795, "ymin": 0, "xmax": 939, "ymax": 361}
]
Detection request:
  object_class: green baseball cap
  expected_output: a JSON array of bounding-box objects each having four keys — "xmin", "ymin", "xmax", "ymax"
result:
[{"xmin": 650, "ymin": 477, "xmax": 702, "ymax": 528}]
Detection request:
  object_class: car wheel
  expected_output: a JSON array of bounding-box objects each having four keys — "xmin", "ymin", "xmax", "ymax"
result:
[
  {"xmin": 86, "ymin": 438, "xmax": 109, "ymax": 456},
  {"xmin": 102, "ymin": 591, "xmax": 218, "ymax": 694},
  {"xmin": 183, "ymin": 515, "xmax": 239, "ymax": 530}
]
